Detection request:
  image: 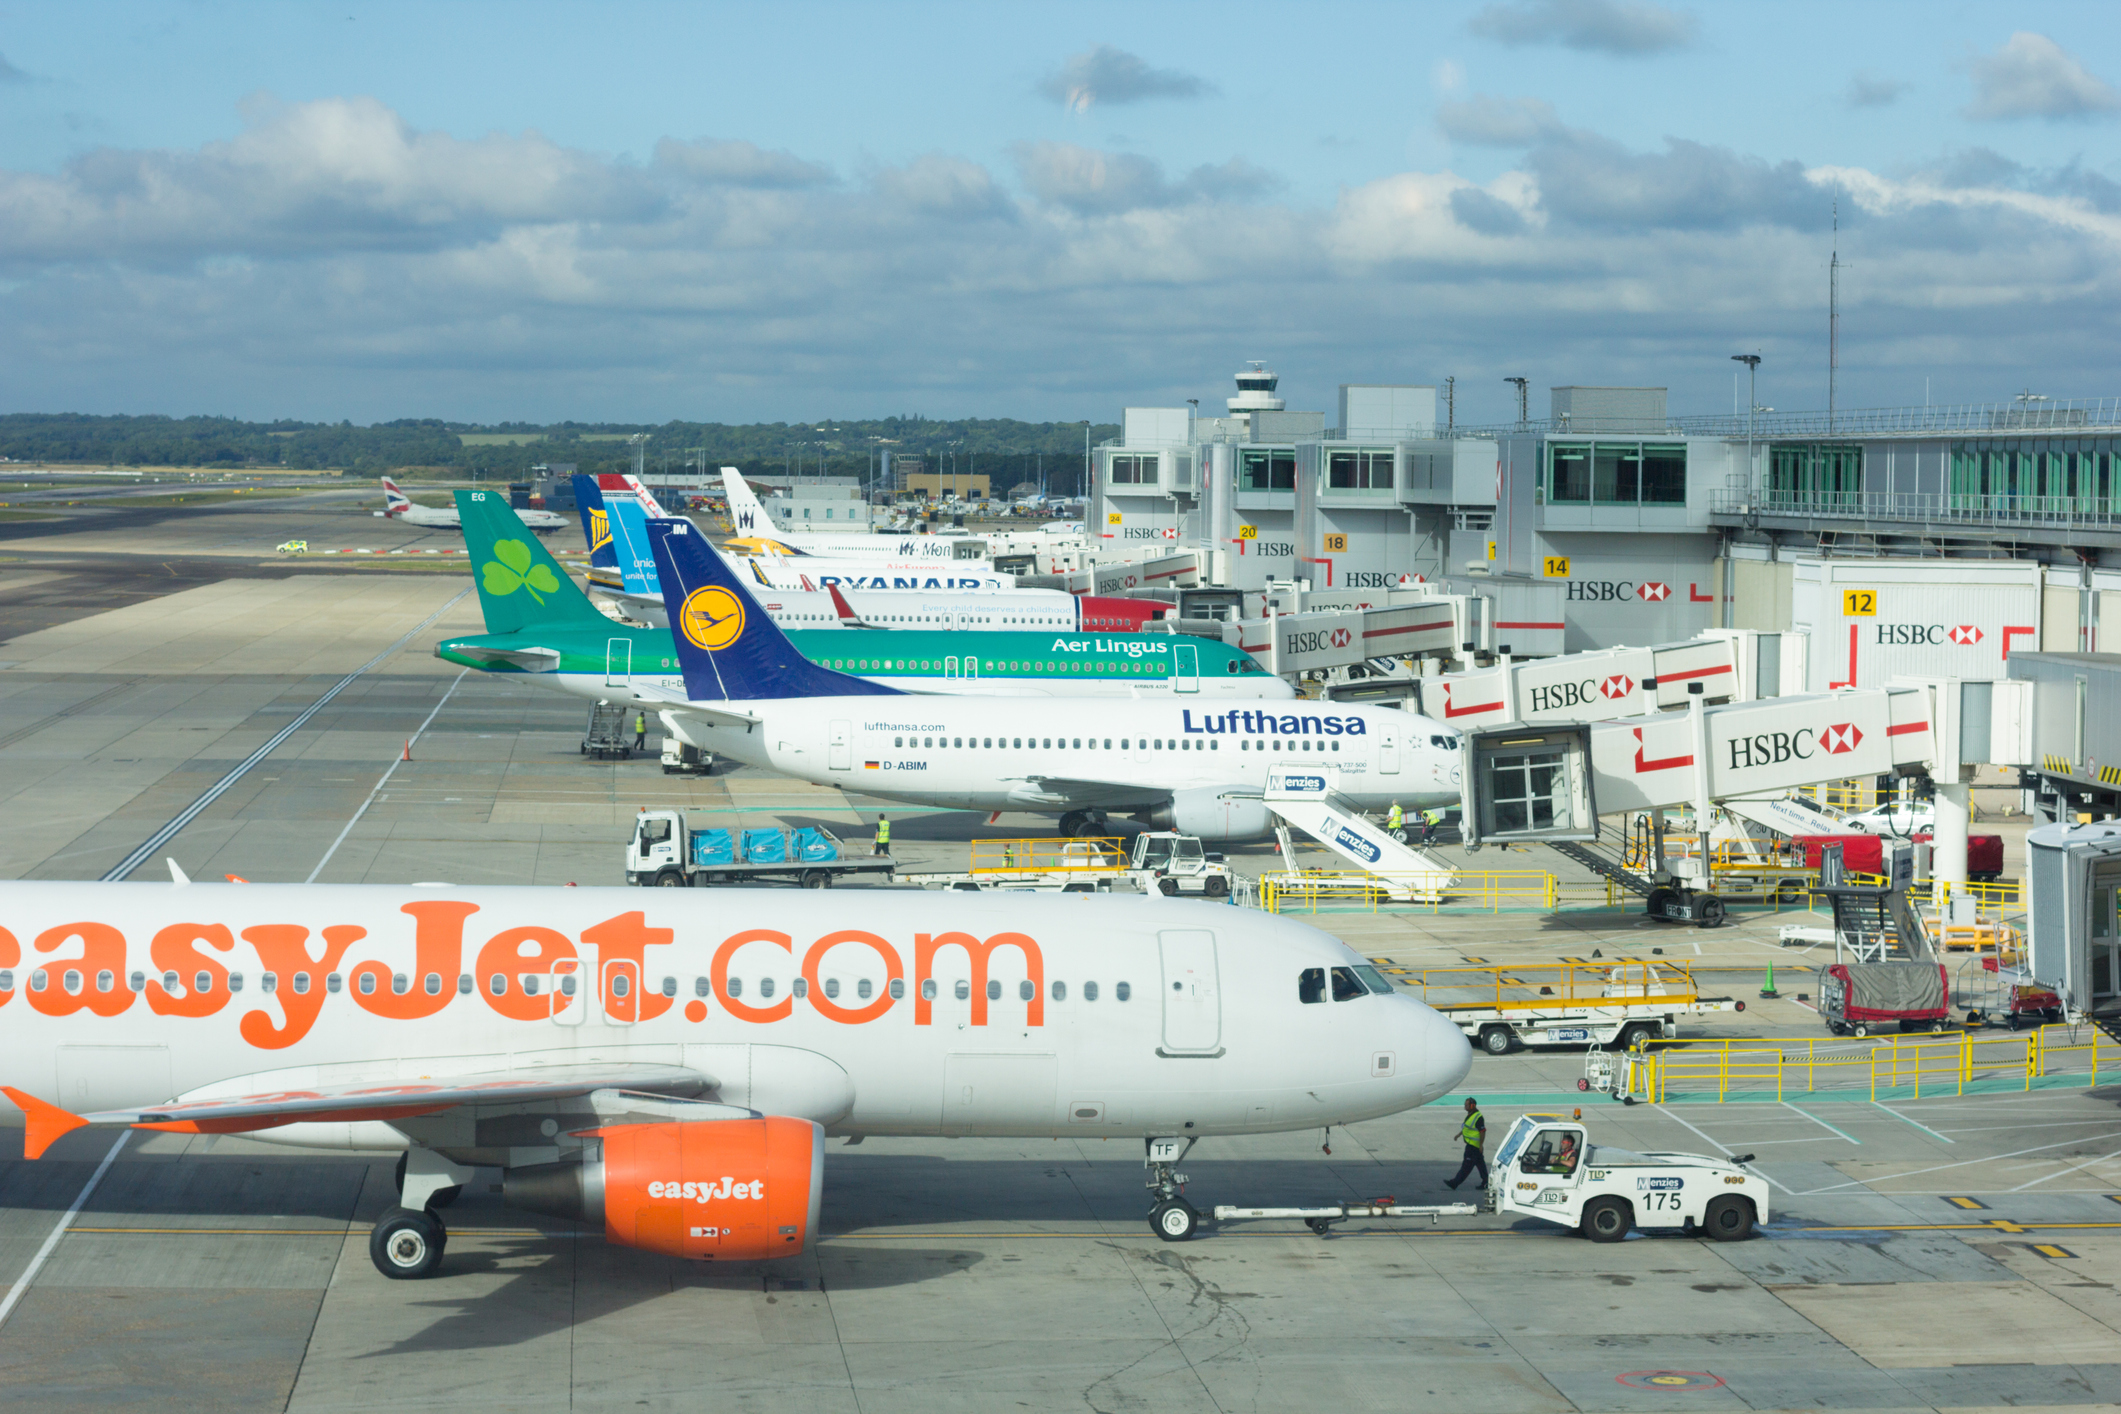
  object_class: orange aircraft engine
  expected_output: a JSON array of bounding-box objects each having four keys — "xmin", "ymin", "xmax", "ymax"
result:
[{"xmin": 504, "ymin": 1115, "xmax": 823, "ymax": 1260}]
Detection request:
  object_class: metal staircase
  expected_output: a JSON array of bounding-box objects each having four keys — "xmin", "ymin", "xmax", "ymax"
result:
[{"xmin": 1545, "ymin": 839, "xmax": 1654, "ymax": 898}]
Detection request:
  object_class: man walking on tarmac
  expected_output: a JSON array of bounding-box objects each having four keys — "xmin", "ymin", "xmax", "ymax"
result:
[
  {"xmin": 1443, "ymin": 1097, "xmax": 1487, "ymax": 1191},
  {"xmin": 873, "ymin": 815, "xmax": 891, "ymax": 857},
  {"xmin": 633, "ymin": 710, "xmax": 648, "ymax": 757}
]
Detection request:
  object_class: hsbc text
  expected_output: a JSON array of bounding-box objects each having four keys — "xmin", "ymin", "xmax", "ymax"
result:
[
  {"xmin": 1529, "ymin": 680, "xmax": 1600, "ymax": 713},
  {"xmin": 1727, "ymin": 729, "xmax": 1815, "ymax": 770}
]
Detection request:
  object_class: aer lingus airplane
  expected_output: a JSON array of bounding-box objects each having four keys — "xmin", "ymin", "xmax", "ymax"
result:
[
  {"xmin": 0, "ymin": 879, "xmax": 1472, "ymax": 1275},
  {"xmin": 643, "ymin": 514, "xmax": 1461, "ymax": 839},
  {"xmin": 437, "ymin": 489, "xmax": 1289, "ymax": 703},
  {"xmin": 377, "ymin": 476, "xmax": 566, "ymax": 531}
]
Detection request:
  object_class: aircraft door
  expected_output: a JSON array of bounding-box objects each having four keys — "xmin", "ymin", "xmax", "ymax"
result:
[
  {"xmin": 551, "ymin": 954, "xmax": 588, "ymax": 1026},
  {"xmin": 964, "ymin": 654, "xmax": 978, "ymax": 681},
  {"xmin": 829, "ymin": 719, "xmax": 852, "ymax": 771},
  {"xmin": 1157, "ymin": 930, "xmax": 1222, "ymax": 1055},
  {"xmin": 605, "ymin": 638, "xmax": 632, "ymax": 687},
  {"xmin": 944, "ymin": 656, "xmax": 959, "ymax": 680},
  {"xmin": 1379, "ymin": 728, "xmax": 1401, "ymax": 774},
  {"xmin": 603, "ymin": 957, "xmax": 639, "ymax": 1026},
  {"xmin": 1173, "ymin": 643, "xmax": 1200, "ymax": 694}
]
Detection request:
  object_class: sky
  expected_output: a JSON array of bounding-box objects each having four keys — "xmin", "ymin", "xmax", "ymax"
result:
[{"xmin": 1, "ymin": 0, "xmax": 2118, "ymax": 427}]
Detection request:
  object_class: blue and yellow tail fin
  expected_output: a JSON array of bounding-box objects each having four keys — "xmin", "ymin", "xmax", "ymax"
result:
[{"xmin": 645, "ymin": 518, "xmax": 899, "ymax": 702}]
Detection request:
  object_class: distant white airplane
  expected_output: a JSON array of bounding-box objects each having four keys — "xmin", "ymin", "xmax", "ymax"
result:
[{"xmin": 376, "ymin": 477, "xmax": 565, "ymax": 532}]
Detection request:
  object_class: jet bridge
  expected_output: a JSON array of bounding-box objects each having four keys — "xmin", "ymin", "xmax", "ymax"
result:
[
  {"xmin": 1408, "ymin": 629, "xmax": 1804, "ymax": 730},
  {"xmin": 1458, "ymin": 681, "xmax": 1942, "ymax": 925}
]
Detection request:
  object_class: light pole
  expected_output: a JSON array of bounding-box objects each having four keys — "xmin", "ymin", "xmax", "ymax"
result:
[
  {"xmin": 1731, "ymin": 354, "xmax": 1762, "ymax": 492},
  {"xmin": 1504, "ymin": 377, "xmax": 1529, "ymax": 428}
]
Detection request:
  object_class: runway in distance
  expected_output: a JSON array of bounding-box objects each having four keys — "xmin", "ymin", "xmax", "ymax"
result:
[
  {"xmin": 645, "ymin": 515, "xmax": 1458, "ymax": 838},
  {"xmin": 438, "ymin": 491, "xmax": 1287, "ymax": 702},
  {"xmin": 376, "ymin": 476, "xmax": 565, "ymax": 531},
  {"xmin": 0, "ymin": 880, "xmax": 1471, "ymax": 1268}
]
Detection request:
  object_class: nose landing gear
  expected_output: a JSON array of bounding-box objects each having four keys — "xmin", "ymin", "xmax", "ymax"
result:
[{"xmin": 1145, "ymin": 1134, "xmax": 1202, "ymax": 1242}]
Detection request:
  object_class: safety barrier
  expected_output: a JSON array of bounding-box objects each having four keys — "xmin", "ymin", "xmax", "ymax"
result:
[
  {"xmin": 1411, "ymin": 961, "xmax": 1705, "ymax": 1014},
  {"xmin": 968, "ymin": 837, "xmax": 1126, "ymax": 874},
  {"xmin": 1634, "ymin": 1025, "xmax": 2116, "ymax": 1103},
  {"xmin": 1932, "ymin": 877, "xmax": 2024, "ymax": 908},
  {"xmin": 1259, "ymin": 870, "xmax": 1582, "ymax": 914}
]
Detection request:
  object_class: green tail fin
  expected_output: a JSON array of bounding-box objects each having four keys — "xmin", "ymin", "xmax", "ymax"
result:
[{"xmin": 455, "ymin": 489, "xmax": 608, "ymax": 633}]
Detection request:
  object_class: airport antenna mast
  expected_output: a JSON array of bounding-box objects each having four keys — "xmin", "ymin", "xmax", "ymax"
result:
[
  {"xmin": 1504, "ymin": 377, "xmax": 1529, "ymax": 428},
  {"xmin": 1828, "ymin": 196, "xmax": 1840, "ymax": 433},
  {"xmin": 1444, "ymin": 376, "xmax": 1455, "ymax": 432}
]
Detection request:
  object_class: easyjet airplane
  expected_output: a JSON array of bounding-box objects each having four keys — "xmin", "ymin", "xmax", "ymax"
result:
[{"xmin": 0, "ymin": 882, "xmax": 1470, "ymax": 1278}]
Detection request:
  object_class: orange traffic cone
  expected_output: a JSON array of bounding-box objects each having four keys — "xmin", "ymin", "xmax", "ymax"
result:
[{"xmin": 402, "ymin": 739, "xmax": 412, "ymax": 762}]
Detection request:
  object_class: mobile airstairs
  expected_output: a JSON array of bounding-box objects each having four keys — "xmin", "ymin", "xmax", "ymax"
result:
[{"xmin": 1260, "ymin": 766, "xmax": 1457, "ymax": 903}]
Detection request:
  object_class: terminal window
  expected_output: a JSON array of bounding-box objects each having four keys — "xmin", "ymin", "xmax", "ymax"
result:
[
  {"xmin": 1945, "ymin": 439, "xmax": 2116, "ymax": 516},
  {"xmin": 1546, "ymin": 442, "xmax": 1687, "ymax": 505},
  {"xmin": 1768, "ymin": 444, "xmax": 1861, "ymax": 509},
  {"xmin": 1327, "ymin": 449, "xmax": 1394, "ymax": 492},
  {"xmin": 1240, "ymin": 449, "xmax": 1296, "ymax": 491},
  {"xmin": 1109, "ymin": 454, "xmax": 1156, "ymax": 484}
]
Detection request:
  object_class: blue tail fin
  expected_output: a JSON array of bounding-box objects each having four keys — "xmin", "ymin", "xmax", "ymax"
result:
[
  {"xmin": 573, "ymin": 475, "xmax": 616, "ymax": 571},
  {"xmin": 605, "ymin": 495, "xmax": 661, "ymax": 598},
  {"xmin": 646, "ymin": 518, "xmax": 901, "ymax": 702}
]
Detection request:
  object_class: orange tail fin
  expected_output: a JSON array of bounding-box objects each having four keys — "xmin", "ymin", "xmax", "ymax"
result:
[{"xmin": 3, "ymin": 1087, "xmax": 90, "ymax": 1160}]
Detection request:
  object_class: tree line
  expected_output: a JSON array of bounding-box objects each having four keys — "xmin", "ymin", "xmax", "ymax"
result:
[{"xmin": 0, "ymin": 413, "xmax": 1120, "ymax": 493}]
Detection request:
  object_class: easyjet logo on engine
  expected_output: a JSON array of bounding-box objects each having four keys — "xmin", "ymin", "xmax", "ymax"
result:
[{"xmin": 648, "ymin": 1178, "xmax": 764, "ymax": 1201}]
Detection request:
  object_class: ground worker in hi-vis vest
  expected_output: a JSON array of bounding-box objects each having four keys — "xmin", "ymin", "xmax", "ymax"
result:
[
  {"xmin": 1386, "ymin": 801, "xmax": 1404, "ymax": 835},
  {"xmin": 1444, "ymin": 1097, "xmax": 1488, "ymax": 1191},
  {"xmin": 874, "ymin": 816, "xmax": 891, "ymax": 855},
  {"xmin": 633, "ymin": 711, "xmax": 647, "ymax": 755}
]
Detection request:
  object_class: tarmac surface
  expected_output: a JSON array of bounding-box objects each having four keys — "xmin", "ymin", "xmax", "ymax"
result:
[{"xmin": 0, "ymin": 498, "xmax": 2116, "ymax": 1412}]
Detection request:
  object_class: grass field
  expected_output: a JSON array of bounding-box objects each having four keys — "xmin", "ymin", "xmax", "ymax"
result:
[
  {"xmin": 457, "ymin": 433, "xmax": 547, "ymax": 446},
  {"xmin": 98, "ymin": 488, "xmax": 301, "ymax": 507},
  {"xmin": 0, "ymin": 509, "xmax": 61, "ymax": 521}
]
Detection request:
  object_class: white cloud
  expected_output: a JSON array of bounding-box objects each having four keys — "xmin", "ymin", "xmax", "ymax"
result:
[
  {"xmin": 1437, "ymin": 95, "xmax": 1565, "ymax": 146},
  {"xmin": 1962, "ymin": 32, "xmax": 2120, "ymax": 121},
  {"xmin": 2, "ymin": 94, "xmax": 2119, "ymax": 424},
  {"xmin": 1468, "ymin": 0, "xmax": 1696, "ymax": 55},
  {"xmin": 1012, "ymin": 142, "xmax": 1275, "ymax": 214},
  {"xmin": 1036, "ymin": 45, "xmax": 1212, "ymax": 113},
  {"xmin": 654, "ymin": 138, "xmax": 832, "ymax": 188}
]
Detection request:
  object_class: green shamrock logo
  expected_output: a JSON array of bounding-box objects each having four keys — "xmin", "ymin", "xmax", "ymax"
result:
[{"xmin": 481, "ymin": 539, "xmax": 560, "ymax": 603}]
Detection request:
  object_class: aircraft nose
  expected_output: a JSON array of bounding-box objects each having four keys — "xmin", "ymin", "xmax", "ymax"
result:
[{"xmin": 1416, "ymin": 1001, "xmax": 1472, "ymax": 1102}]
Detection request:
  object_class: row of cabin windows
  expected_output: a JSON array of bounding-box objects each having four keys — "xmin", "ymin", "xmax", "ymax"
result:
[
  {"xmin": 1297, "ymin": 965, "xmax": 1397, "ymax": 1003},
  {"xmin": 0, "ymin": 969, "xmax": 1131, "ymax": 1006},
  {"xmin": 0, "ymin": 968, "xmax": 475, "ymax": 997},
  {"xmin": 715, "ymin": 977, "xmax": 1130, "ymax": 1003},
  {"xmin": 889, "ymin": 735, "xmax": 1343, "ymax": 753},
  {"xmin": 832, "ymin": 658, "xmax": 1167, "ymax": 674}
]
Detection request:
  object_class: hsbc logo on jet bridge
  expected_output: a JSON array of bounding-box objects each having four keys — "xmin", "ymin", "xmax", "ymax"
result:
[
  {"xmin": 1873, "ymin": 623, "xmax": 1985, "ymax": 646},
  {"xmin": 1529, "ymin": 674, "xmax": 1636, "ymax": 714},
  {"xmin": 1726, "ymin": 722, "xmax": 1863, "ymax": 770},
  {"xmin": 1565, "ymin": 581, "xmax": 1672, "ymax": 603},
  {"xmin": 1285, "ymin": 628, "xmax": 1354, "ymax": 656}
]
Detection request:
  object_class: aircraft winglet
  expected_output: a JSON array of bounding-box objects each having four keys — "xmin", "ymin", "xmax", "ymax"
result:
[
  {"xmin": 4, "ymin": 1088, "xmax": 90, "ymax": 1160},
  {"xmin": 827, "ymin": 582, "xmax": 867, "ymax": 627}
]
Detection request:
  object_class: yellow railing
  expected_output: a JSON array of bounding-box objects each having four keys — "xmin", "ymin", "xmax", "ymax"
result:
[
  {"xmin": 968, "ymin": 837, "xmax": 1125, "ymax": 874},
  {"xmin": 1931, "ymin": 877, "xmax": 2024, "ymax": 908},
  {"xmin": 1412, "ymin": 961, "xmax": 1704, "ymax": 1014},
  {"xmin": 1259, "ymin": 870, "xmax": 1570, "ymax": 914},
  {"xmin": 1794, "ymin": 778, "xmax": 1894, "ymax": 811},
  {"xmin": 1637, "ymin": 1025, "xmax": 2115, "ymax": 1102}
]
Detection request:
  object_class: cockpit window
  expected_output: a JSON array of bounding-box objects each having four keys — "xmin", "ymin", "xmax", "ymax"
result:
[
  {"xmin": 1330, "ymin": 966, "xmax": 1368, "ymax": 1002},
  {"xmin": 1351, "ymin": 964, "xmax": 1396, "ymax": 995},
  {"xmin": 1298, "ymin": 967, "xmax": 1325, "ymax": 1004}
]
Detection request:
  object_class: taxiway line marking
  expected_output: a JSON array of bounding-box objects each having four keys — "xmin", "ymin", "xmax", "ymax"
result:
[
  {"xmin": 1650, "ymin": 1105, "xmax": 1792, "ymax": 1194},
  {"xmin": 1783, "ymin": 1101, "xmax": 1860, "ymax": 1144},
  {"xmin": 306, "ymin": 668, "xmax": 469, "ymax": 882},
  {"xmin": 0, "ymin": 1132, "xmax": 128, "ymax": 1334},
  {"xmin": 1869, "ymin": 1101, "xmax": 1953, "ymax": 1142},
  {"xmin": 100, "ymin": 586, "xmax": 472, "ymax": 881}
]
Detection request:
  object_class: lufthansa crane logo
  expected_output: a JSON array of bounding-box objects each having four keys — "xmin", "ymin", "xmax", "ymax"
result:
[{"xmin": 679, "ymin": 587, "xmax": 746, "ymax": 652}]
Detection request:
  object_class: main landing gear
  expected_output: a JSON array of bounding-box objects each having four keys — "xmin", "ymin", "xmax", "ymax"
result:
[
  {"xmin": 371, "ymin": 1149, "xmax": 473, "ymax": 1279},
  {"xmin": 1058, "ymin": 809, "xmax": 1110, "ymax": 839},
  {"xmin": 1145, "ymin": 1135, "xmax": 1202, "ymax": 1242}
]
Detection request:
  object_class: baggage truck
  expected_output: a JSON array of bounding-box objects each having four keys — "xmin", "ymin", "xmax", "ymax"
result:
[
  {"xmin": 623, "ymin": 810, "xmax": 895, "ymax": 888},
  {"xmin": 1820, "ymin": 960, "xmax": 1949, "ymax": 1036},
  {"xmin": 1794, "ymin": 832, "xmax": 2002, "ymax": 881}
]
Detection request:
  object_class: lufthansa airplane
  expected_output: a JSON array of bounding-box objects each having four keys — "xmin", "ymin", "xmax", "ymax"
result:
[{"xmin": 643, "ymin": 515, "xmax": 1463, "ymax": 839}]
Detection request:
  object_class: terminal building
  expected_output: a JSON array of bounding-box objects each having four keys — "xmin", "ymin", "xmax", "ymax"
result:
[{"xmin": 1096, "ymin": 368, "xmax": 2121, "ymax": 668}]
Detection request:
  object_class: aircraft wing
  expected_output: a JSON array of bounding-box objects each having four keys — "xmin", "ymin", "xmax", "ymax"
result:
[
  {"xmin": 629, "ymin": 684, "xmax": 764, "ymax": 729},
  {"xmin": 1003, "ymin": 775, "xmax": 1169, "ymax": 809},
  {"xmin": 5, "ymin": 1062, "xmax": 711, "ymax": 1159}
]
